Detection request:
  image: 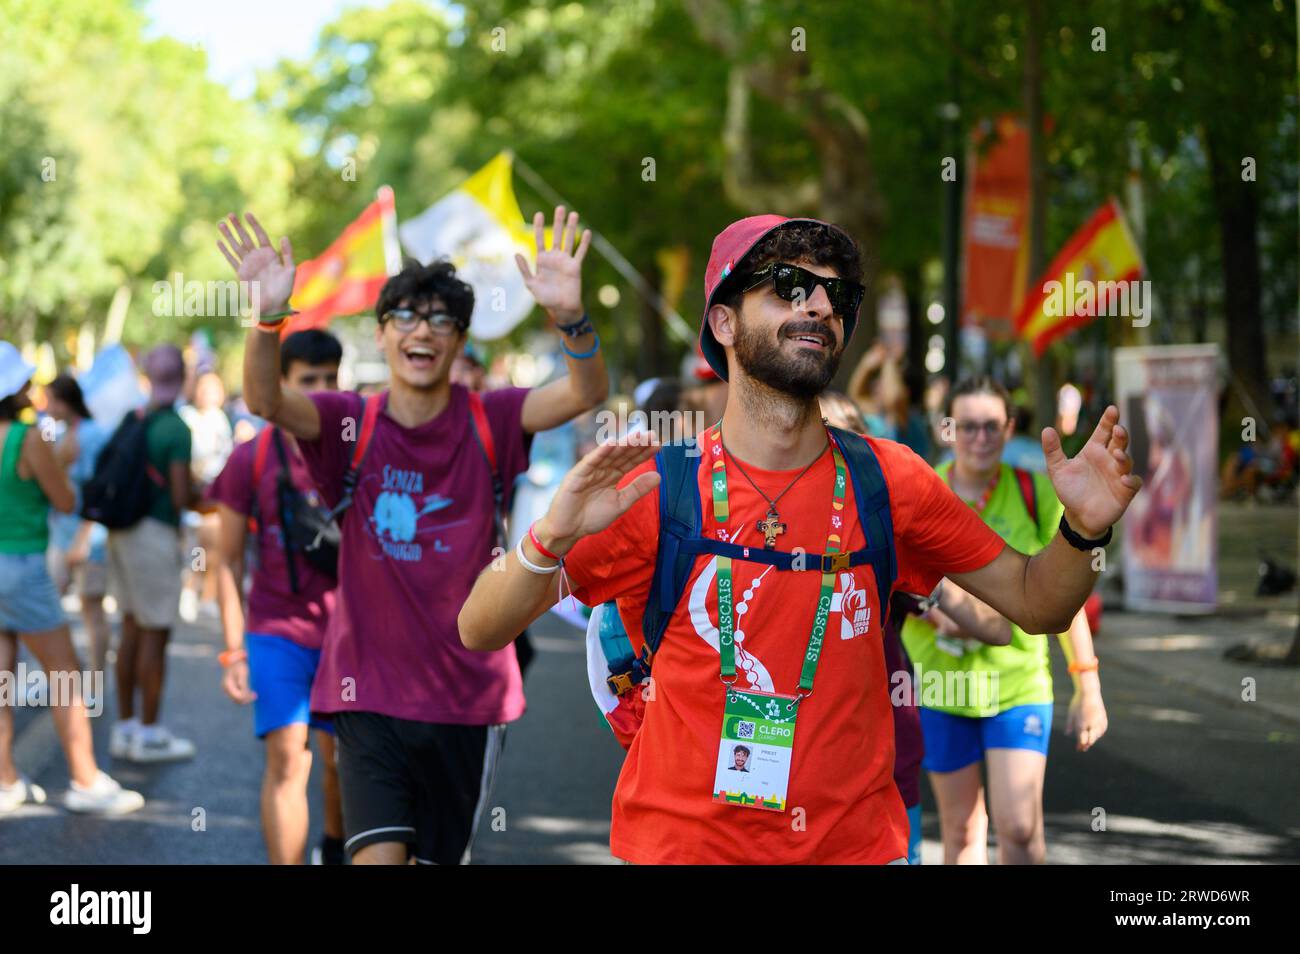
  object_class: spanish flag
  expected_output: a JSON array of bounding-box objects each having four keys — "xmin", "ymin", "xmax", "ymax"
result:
[
  {"xmin": 1014, "ymin": 198, "xmax": 1144, "ymax": 355},
  {"xmin": 286, "ymin": 186, "xmax": 399, "ymax": 334}
]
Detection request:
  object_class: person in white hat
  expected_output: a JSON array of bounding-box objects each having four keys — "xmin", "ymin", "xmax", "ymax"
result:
[{"xmin": 0, "ymin": 341, "xmax": 144, "ymax": 816}]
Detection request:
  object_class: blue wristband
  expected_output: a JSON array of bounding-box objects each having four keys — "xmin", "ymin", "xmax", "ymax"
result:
[
  {"xmin": 562, "ymin": 331, "xmax": 600, "ymax": 360},
  {"xmin": 556, "ymin": 313, "xmax": 594, "ymax": 337}
]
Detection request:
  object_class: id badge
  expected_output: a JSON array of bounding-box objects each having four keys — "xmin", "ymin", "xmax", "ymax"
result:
[{"xmin": 712, "ymin": 687, "xmax": 799, "ymax": 812}]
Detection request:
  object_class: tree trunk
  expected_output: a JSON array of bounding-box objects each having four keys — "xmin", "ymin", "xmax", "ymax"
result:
[
  {"xmin": 902, "ymin": 262, "xmax": 928, "ymax": 383},
  {"xmin": 814, "ymin": 114, "xmax": 883, "ymax": 391},
  {"xmin": 1205, "ymin": 126, "xmax": 1274, "ymax": 427},
  {"xmin": 638, "ymin": 263, "xmax": 665, "ymax": 380},
  {"xmin": 1023, "ymin": 0, "xmax": 1055, "ymax": 433},
  {"xmin": 681, "ymin": 2, "xmax": 883, "ymax": 391}
]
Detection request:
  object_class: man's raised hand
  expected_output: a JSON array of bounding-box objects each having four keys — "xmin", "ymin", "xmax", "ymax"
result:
[
  {"xmin": 515, "ymin": 205, "xmax": 592, "ymax": 326},
  {"xmin": 1042, "ymin": 405, "xmax": 1142, "ymax": 539},
  {"xmin": 217, "ymin": 213, "xmax": 296, "ymax": 317},
  {"xmin": 536, "ymin": 430, "xmax": 660, "ymax": 553}
]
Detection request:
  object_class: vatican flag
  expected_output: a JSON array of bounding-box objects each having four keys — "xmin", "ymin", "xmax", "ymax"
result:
[{"xmin": 398, "ymin": 152, "xmax": 544, "ymax": 339}]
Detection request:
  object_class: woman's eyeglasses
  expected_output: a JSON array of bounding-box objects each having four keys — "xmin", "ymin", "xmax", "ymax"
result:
[
  {"xmin": 741, "ymin": 262, "xmax": 865, "ymax": 317},
  {"xmin": 955, "ymin": 419, "xmax": 1008, "ymax": 439},
  {"xmin": 380, "ymin": 308, "xmax": 463, "ymax": 336}
]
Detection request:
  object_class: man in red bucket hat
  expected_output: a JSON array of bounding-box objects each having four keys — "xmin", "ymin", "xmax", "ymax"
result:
[{"xmin": 460, "ymin": 214, "xmax": 1142, "ymax": 864}]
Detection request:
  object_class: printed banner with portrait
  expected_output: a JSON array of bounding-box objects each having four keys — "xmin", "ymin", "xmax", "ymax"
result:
[{"xmin": 1113, "ymin": 345, "xmax": 1219, "ymax": 612}]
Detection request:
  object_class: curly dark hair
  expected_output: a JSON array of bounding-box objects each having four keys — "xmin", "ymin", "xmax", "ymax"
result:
[
  {"xmin": 716, "ymin": 220, "xmax": 862, "ymax": 312},
  {"xmin": 376, "ymin": 258, "xmax": 474, "ymax": 331}
]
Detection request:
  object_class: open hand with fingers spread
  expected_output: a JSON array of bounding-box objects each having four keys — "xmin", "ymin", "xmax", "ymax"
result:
[
  {"xmin": 515, "ymin": 205, "xmax": 592, "ymax": 326},
  {"xmin": 216, "ymin": 213, "xmax": 296, "ymax": 318},
  {"xmin": 534, "ymin": 430, "xmax": 661, "ymax": 554},
  {"xmin": 1042, "ymin": 405, "xmax": 1142, "ymax": 539}
]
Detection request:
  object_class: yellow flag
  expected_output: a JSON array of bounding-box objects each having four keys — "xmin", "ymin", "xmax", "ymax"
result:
[{"xmin": 398, "ymin": 152, "xmax": 550, "ymax": 340}]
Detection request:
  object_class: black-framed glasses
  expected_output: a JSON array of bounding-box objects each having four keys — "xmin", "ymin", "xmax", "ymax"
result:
[
  {"xmin": 955, "ymin": 419, "xmax": 1009, "ymax": 439},
  {"xmin": 741, "ymin": 263, "xmax": 865, "ymax": 317},
  {"xmin": 380, "ymin": 308, "xmax": 464, "ymax": 336}
]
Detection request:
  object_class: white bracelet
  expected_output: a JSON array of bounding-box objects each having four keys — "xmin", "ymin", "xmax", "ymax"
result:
[{"xmin": 516, "ymin": 536, "xmax": 560, "ymax": 575}]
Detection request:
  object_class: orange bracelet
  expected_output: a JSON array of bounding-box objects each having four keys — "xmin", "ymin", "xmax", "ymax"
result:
[
  {"xmin": 1068, "ymin": 658, "xmax": 1100, "ymax": 674},
  {"xmin": 219, "ymin": 648, "xmax": 248, "ymax": 667},
  {"xmin": 248, "ymin": 309, "xmax": 296, "ymax": 333}
]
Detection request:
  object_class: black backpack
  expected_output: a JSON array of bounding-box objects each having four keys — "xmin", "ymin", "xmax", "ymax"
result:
[
  {"xmin": 81, "ymin": 408, "xmax": 165, "ymax": 529},
  {"xmin": 250, "ymin": 426, "xmax": 341, "ymax": 589}
]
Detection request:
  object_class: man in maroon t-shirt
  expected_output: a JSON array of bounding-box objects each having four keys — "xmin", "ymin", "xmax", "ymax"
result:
[
  {"xmin": 211, "ymin": 329, "xmax": 346, "ymax": 865},
  {"xmin": 218, "ymin": 206, "xmax": 608, "ymax": 864}
]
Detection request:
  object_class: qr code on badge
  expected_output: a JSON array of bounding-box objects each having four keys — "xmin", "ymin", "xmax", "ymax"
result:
[{"xmin": 736, "ymin": 721, "xmax": 756, "ymax": 740}]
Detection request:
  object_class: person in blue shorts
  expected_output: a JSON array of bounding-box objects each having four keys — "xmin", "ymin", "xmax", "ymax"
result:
[
  {"xmin": 210, "ymin": 330, "xmax": 345, "ymax": 864},
  {"xmin": 902, "ymin": 377, "xmax": 1108, "ymax": 864}
]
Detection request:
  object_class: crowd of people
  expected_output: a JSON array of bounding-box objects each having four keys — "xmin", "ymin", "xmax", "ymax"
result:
[{"xmin": 0, "ymin": 206, "xmax": 1142, "ymax": 865}]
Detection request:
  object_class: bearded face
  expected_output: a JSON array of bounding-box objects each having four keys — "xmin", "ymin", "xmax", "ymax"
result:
[{"xmin": 731, "ymin": 290, "xmax": 845, "ymax": 400}]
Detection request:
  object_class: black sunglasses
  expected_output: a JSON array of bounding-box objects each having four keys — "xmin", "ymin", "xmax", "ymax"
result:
[{"xmin": 741, "ymin": 263, "xmax": 864, "ymax": 318}]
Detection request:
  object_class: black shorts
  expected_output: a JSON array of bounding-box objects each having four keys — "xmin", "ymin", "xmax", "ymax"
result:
[{"xmin": 333, "ymin": 711, "xmax": 507, "ymax": 864}]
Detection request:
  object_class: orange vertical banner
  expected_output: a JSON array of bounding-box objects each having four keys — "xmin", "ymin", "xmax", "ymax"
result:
[{"xmin": 961, "ymin": 115, "xmax": 1030, "ymax": 338}]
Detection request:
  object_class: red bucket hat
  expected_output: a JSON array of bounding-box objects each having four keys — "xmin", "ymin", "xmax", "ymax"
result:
[{"xmin": 700, "ymin": 215, "xmax": 861, "ymax": 381}]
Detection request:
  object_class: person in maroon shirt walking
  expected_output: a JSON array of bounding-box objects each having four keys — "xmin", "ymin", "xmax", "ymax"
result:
[{"xmin": 211, "ymin": 329, "xmax": 346, "ymax": 865}]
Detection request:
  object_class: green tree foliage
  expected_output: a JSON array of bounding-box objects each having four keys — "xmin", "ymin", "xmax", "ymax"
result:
[
  {"xmin": 0, "ymin": 0, "xmax": 296, "ymax": 356},
  {"xmin": 0, "ymin": 0, "xmax": 1293, "ymax": 401}
]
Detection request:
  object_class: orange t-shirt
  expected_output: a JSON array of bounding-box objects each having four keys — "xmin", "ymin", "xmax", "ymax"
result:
[{"xmin": 564, "ymin": 432, "xmax": 1007, "ymax": 864}]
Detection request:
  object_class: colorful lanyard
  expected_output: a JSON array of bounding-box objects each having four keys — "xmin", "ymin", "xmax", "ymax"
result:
[
  {"xmin": 946, "ymin": 466, "xmax": 1001, "ymax": 514},
  {"xmin": 710, "ymin": 427, "xmax": 848, "ymax": 699}
]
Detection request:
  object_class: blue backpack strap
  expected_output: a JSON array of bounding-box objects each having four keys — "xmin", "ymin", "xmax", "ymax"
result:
[
  {"xmin": 826, "ymin": 426, "xmax": 898, "ymax": 631},
  {"xmin": 675, "ymin": 537, "xmax": 861, "ymax": 572},
  {"xmin": 641, "ymin": 442, "xmax": 703, "ymax": 649},
  {"xmin": 604, "ymin": 443, "xmax": 701, "ymax": 695}
]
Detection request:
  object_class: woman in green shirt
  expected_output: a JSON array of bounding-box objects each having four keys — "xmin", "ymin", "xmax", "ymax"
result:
[
  {"xmin": 0, "ymin": 343, "xmax": 143, "ymax": 816},
  {"xmin": 902, "ymin": 376, "xmax": 1108, "ymax": 864}
]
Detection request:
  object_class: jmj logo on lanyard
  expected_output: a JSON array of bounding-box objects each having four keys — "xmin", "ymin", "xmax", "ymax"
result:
[{"xmin": 709, "ymin": 434, "xmax": 849, "ymax": 813}]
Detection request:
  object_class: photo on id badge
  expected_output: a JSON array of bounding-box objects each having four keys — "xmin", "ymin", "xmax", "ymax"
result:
[{"xmin": 712, "ymin": 688, "xmax": 798, "ymax": 812}]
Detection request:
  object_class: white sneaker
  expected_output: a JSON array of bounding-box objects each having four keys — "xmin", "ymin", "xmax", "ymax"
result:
[
  {"xmin": 0, "ymin": 775, "xmax": 48, "ymax": 814},
  {"xmin": 178, "ymin": 588, "xmax": 199, "ymax": 623},
  {"xmin": 64, "ymin": 771, "xmax": 144, "ymax": 816},
  {"xmin": 128, "ymin": 726, "xmax": 196, "ymax": 763},
  {"xmin": 109, "ymin": 722, "xmax": 138, "ymax": 759}
]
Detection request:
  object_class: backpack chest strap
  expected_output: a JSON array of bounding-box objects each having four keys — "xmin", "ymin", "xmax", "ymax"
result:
[{"xmin": 676, "ymin": 536, "xmax": 885, "ymax": 574}]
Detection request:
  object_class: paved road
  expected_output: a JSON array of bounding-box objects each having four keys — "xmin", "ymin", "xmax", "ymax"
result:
[{"xmin": 2, "ymin": 606, "xmax": 1297, "ymax": 864}]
